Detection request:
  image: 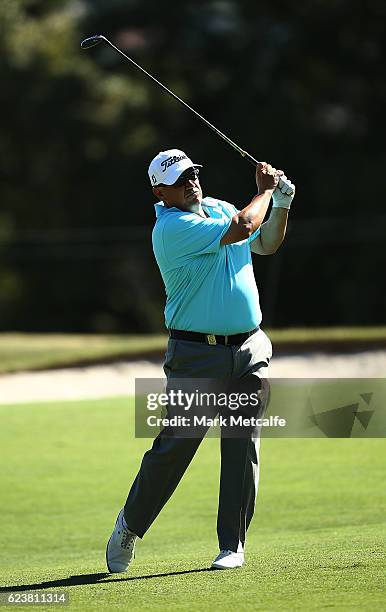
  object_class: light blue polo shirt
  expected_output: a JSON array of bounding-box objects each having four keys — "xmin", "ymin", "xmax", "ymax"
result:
[{"xmin": 152, "ymin": 196, "xmax": 262, "ymax": 335}]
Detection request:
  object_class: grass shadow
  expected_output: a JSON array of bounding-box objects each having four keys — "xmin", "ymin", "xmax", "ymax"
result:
[{"xmin": 0, "ymin": 568, "xmax": 214, "ymax": 592}]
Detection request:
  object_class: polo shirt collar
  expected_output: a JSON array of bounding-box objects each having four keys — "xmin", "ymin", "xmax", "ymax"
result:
[
  {"xmin": 154, "ymin": 198, "xmax": 219, "ymax": 218},
  {"xmin": 154, "ymin": 202, "xmax": 167, "ymax": 218}
]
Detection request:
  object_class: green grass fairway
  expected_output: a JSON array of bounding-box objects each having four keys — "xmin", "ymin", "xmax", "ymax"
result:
[{"xmin": 0, "ymin": 398, "xmax": 385, "ymax": 610}]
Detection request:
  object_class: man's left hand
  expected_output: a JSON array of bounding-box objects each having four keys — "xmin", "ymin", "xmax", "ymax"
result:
[{"xmin": 272, "ymin": 175, "xmax": 296, "ymax": 209}]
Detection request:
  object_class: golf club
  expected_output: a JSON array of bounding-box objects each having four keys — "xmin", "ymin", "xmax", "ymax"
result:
[{"xmin": 81, "ymin": 34, "xmax": 293, "ymax": 194}]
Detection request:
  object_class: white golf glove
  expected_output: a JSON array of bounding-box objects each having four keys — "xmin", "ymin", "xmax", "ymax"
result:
[{"xmin": 272, "ymin": 175, "xmax": 295, "ymax": 209}]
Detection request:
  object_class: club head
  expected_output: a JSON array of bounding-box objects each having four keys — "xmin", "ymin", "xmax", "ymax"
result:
[{"xmin": 80, "ymin": 35, "xmax": 105, "ymax": 50}]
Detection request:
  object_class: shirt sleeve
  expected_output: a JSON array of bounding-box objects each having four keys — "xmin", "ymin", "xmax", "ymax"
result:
[
  {"xmin": 247, "ymin": 227, "xmax": 261, "ymax": 242},
  {"xmin": 160, "ymin": 210, "xmax": 231, "ymax": 267}
]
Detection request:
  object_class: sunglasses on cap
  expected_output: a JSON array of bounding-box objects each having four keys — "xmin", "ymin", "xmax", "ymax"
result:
[{"xmin": 172, "ymin": 167, "xmax": 200, "ymax": 188}]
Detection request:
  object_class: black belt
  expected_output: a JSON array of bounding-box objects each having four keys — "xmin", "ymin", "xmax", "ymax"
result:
[{"xmin": 169, "ymin": 327, "xmax": 259, "ymax": 346}]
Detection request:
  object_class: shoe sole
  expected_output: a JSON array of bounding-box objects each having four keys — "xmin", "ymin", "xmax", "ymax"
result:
[
  {"xmin": 106, "ymin": 511, "xmax": 125, "ymax": 574},
  {"xmin": 106, "ymin": 535, "xmax": 130, "ymax": 574},
  {"xmin": 211, "ymin": 564, "xmax": 243, "ymax": 570},
  {"xmin": 106, "ymin": 529, "xmax": 134, "ymax": 574},
  {"xmin": 106, "ymin": 535, "xmax": 114, "ymax": 573}
]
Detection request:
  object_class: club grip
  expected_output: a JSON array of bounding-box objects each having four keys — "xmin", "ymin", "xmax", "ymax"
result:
[
  {"xmin": 242, "ymin": 151, "xmax": 260, "ymax": 166},
  {"xmin": 243, "ymin": 151, "xmax": 294, "ymax": 195}
]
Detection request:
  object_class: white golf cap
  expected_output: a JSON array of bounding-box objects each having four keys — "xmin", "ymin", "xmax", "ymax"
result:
[{"xmin": 148, "ymin": 149, "xmax": 202, "ymax": 187}]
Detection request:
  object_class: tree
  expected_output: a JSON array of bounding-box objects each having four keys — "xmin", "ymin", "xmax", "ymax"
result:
[{"xmin": 1, "ymin": 0, "xmax": 385, "ymax": 330}]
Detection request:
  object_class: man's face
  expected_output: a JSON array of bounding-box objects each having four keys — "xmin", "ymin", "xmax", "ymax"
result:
[{"xmin": 153, "ymin": 167, "xmax": 203, "ymax": 210}]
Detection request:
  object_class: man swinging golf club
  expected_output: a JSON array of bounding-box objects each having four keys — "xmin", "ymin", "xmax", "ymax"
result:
[{"xmin": 106, "ymin": 149, "xmax": 295, "ymax": 571}]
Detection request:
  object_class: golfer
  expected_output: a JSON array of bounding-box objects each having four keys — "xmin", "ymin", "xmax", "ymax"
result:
[{"xmin": 106, "ymin": 149, "xmax": 295, "ymax": 571}]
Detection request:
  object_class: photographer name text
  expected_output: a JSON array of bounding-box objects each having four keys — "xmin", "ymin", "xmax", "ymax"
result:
[{"xmin": 147, "ymin": 415, "xmax": 286, "ymax": 428}]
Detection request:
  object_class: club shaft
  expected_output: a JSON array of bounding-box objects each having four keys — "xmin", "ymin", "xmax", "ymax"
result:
[
  {"xmin": 99, "ymin": 37, "xmax": 259, "ymax": 167},
  {"xmin": 83, "ymin": 36, "xmax": 294, "ymax": 194}
]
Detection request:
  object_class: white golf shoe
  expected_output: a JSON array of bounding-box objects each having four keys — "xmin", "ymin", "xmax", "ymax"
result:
[
  {"xmin": 106, "ymin": 509, "xmax": 137, "ymax": 573},
  {"xmin": 211, "ymin": 550, "xmax": 245, "ymax": 570}
]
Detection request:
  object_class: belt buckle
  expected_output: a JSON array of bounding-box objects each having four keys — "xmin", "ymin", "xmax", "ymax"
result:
[{"xmin": 206, "ymin": 334, "xmax": 217, "ymax": 346}]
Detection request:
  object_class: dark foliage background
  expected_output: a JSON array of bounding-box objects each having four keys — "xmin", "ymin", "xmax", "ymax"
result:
[{"xmin": 1, "ymin": 0, "xmax": 385, "ymax": 332}]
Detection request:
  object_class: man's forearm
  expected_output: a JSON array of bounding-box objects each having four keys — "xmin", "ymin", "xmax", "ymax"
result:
[
  {"xmin": 251, "ymin": 207, "xmax": 288, "ymax": 254},
  {"xmin": 239, "ymin": 189, "xmax": 274, "ymax": 234},
  {"xmin": 221, "ymin": 189, "xmax": 274, "ymax": 245}
]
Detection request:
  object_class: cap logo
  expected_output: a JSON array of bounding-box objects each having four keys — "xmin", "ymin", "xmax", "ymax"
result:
[
  {"xmin": 160, "ymin": 154, "xmax": 187, "ymax": 172},
  {"xmin": 151, "ymin": 174, "xmax": 157, "ymax": 185}
]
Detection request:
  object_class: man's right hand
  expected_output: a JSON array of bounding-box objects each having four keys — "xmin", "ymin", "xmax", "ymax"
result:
[
  {"xmin": 221, "ymin": 163, "xmax": 278, "ymax": 246},
  {"xmin": 255, "ymin": 162, "xmax": 280, "ymax": 194}
]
